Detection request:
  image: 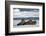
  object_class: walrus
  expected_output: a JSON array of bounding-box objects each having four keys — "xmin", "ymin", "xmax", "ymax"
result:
[{"xmin": 17, "ymin": 19, "xmax": 36, "ymax": 26}]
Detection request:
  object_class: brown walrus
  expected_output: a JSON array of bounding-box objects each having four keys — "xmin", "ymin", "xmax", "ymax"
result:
[{"xmin": 17, "ymin": 19, "xmax": 36, "ymax": 25}]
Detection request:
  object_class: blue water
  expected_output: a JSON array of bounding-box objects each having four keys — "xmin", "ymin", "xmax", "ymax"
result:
[{"xmin": 13, "ymin": 17, "xmax": 39, "ymax": 20}]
